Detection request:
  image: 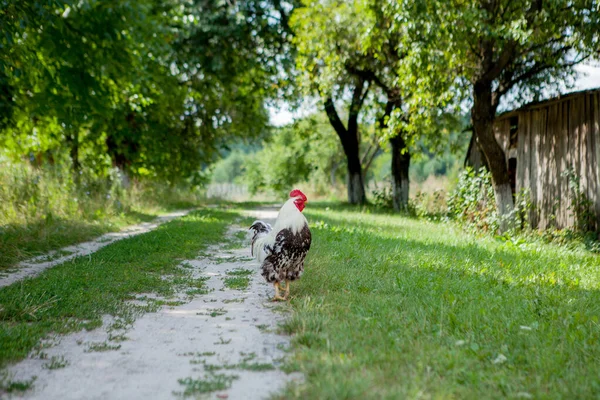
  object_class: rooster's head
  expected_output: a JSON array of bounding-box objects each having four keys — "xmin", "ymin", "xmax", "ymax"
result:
[{"xmin": 289, "ymin": 189, "xmax": 308, "ymax": 212}]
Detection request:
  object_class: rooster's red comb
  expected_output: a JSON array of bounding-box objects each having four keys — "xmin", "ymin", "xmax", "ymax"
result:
[{"xmin": 289, "ymin": 189, "xmax": 307, "ymax": 202}]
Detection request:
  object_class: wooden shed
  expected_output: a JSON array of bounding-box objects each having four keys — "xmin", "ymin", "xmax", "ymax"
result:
[{"xmin": 466, "ymin": 88, "xmax": 600, "ymax": 231}]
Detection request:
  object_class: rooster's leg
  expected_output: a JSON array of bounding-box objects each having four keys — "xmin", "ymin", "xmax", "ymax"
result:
[
  {"xmin": 272, "ymin": 282, "xmax": 286, "ymax": 301},
  {"xmin": 283, "ymin": 281, "xmax": 290, "ymax": 300}
]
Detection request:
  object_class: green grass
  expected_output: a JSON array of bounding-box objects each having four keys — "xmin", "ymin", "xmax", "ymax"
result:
[
  {"xmin": 42, "ymin": 356, "xmax": 68, "ymax": 370},
  {"xmin": 223, "ymin": 269, "xmax": 253, "ymax": 290},
  {"xmin": 188, "ymin": 351, "xmax": 275, "ymax": 372},
  {"xmin": 85, "ymin": 342, "xmax": 121, "ymax": 353},
  {"xmin": 176, "ymin": 373, "xmax": 239, "ymax": 397},
  {"xmin": 0, "ymin": 208, "xmax": 239, "ymax": 367},
  {"xmin": 0, "ymin": 212, "xmax": 159, "ymax": 271},
  {"xmin": 279, "ymin": 204, "xmax": 600, "ymax": 399},
  {"xmin": 0, "ymin": 375, "xmax": 36, "ymax": 394},
  {"xmin": 0, "ymin": 162, "xmax": 205, "ymax": 270}
]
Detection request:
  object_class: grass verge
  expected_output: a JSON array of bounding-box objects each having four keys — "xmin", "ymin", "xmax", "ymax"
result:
[
  {"xmin": 279, "ymin": 204, "xmax": 600, "ymax": 399},
  {"xmin": 0, "ymin": 211, "xmax": 160, "ymax": 271},
  {"xmin": 0, "ymin": 162, "xmax": 204, "ymax": 270},
  {"xmin": 0, "ymin": 208, "xmax": 239, "ymax": 368}
]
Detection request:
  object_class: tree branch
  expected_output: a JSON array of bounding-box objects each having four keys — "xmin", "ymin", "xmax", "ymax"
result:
[
  {"xmin": 323, "ymin": 96, "xmax": 347, "ymax": 139},
  {"xmin": 347, "ymin": 77, "xmax": 366, "ymax": 136},
  {"xmin": 345, "ymin": 63, "xmax": 390, "ymax": 94},
  {"xmin": 496, "ymin": 44, "xmax": 583, "ymax": 96},
  {"xmin": 362, "ymin": 142, "xmax": 381, "ymax": 176}
]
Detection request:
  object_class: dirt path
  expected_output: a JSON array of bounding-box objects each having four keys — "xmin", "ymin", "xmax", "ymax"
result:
[
  {"xmin": 5, "ymin": 211, "xmax": 301, "ymax": 399},
  {"xmin": 0, "ymin": 210, "xmax": 192, "ymax": 289}
]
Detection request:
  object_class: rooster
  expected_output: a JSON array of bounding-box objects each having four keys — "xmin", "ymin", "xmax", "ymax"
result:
[{"xmin": 249, "ymin": 189, "xmax": 311, "ymax": 301}]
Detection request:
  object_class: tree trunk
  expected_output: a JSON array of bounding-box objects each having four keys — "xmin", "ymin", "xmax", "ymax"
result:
[
  {"xmin": 323, "ymin": 94, "xmax": 367, "ymax": 205},
  {"xmin": 472, "ymin": 81, "xmax": 514, "ymax": 231},
  {"xmin": 390, "ymin": 134, "xmax": 410, "ymax": 212},
  {"xmin": 67, "ymin": 131, "xmax": 80, "ymax": 185},
  {"xmin": 330, "ymin": 161, "xmax": 340, "ymax": 186},
  {"xmin": 346, "ymin": 147, "xmax": 366, "ymax": 205}
]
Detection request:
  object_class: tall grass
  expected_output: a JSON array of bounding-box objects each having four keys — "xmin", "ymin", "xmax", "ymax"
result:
[{"xmin": 0, "ymin": 161, "xmax": 205, "ymax": 269}]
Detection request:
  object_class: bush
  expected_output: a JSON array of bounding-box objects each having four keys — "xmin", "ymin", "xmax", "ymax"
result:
[{"xmin": 447, "ymin": 167, "xmax": 498, "ymax": 232}]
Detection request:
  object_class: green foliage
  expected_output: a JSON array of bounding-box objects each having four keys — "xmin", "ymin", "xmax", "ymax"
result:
[
  {"xmin": 1, "ymin": 0, "xmax": 296, "ymax": 183},
  {"xmin": 211, "ymin": 151, "xmax": 252, "ymax": 184},
  {"xmin": 447, "ymin": 168, "xmax": 499, "ymax": 232},
  {"xmin": 371, "ymin": 187, "xmax": 394, "ymax": 210},
  {"xmin": 562, "ymin": 168, "xmax": 596, "ymax": 234},
  {"xmin": 447, "ymin": 167, "xmax": 536, "ymax": 234},
  {"xmin": 243, "ymin": 115, "xmax": 345, "ymax": 197},
  {"xmin": 292, "ymin": 0, "xmax": 373, "ymax": 95},
  {"xmin": 387, "ymin": 0, "xmax": 600, "ymax": 110}
]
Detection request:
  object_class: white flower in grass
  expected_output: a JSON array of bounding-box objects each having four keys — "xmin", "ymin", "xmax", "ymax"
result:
[
  {"xmin": 492, "ymin": 353, "xmax": 508, "ymax": 364},
  {"xmin": 520, "ymin": 325, "xmax": 532, "ymax": 331}
]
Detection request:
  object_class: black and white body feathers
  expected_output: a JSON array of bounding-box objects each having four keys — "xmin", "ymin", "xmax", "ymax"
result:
[{"xmin": 249, "ymin": 198, "xmax": 311, "ymax": 284}]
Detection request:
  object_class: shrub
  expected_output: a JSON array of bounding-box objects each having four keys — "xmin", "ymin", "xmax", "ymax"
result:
[{"xmin": 447, "ymin": 167, "xmax": 499, "ymax": 232}]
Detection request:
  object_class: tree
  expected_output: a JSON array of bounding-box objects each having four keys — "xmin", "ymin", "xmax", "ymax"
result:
[
  {"xmin": 292, "ymin": 0, "xmax": 457, "ymax": 210},
  {"xmin": 292, "ymin": 0, "xmax": 388, "ymax": 205},
  {"xmin": 0, "ymin": 0, "xmax": 299, "ymax": 186},
  {"xmin": 391, "ymin": 0, "xmax": 600, "ymax": 229},
  {"xmin": 291, "ymin": 0, "xmax": 367, "ymax": 204}
]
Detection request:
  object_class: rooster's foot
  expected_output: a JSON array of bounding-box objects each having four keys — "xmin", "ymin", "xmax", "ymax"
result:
[
  {"xmin": 272, "ymin": 282, "xmax": 287, "ymax": 301},
  {"xmin": 283, "ymin": 281, "xmax": 290, "ymax": 300}
]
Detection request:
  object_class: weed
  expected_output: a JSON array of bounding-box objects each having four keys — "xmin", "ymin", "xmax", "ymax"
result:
[
  {"xmin": 239, "ymin": 351, "xmax": 256, "ymax": 362},
  {"xmin": 226, "ymin": 268, "xmax": 253, "ymax": 277},
  {"xmin": 562, "ymin": 168, "xmax": 596, "ymax": 233},
  {"xmin": 214, "ymin": 337, "xmax": 232, "ymax": 345},
  {"xmin": 85, "ymin": 342, "xmax": 121, "ymax": 353},
  {"xmin": 176, "ymin": 373, "xmax": 239, "ymax": 397},
  {"xmin": 42, "ymin": 356, "xmax": 69, "ymax": 370},
  {"xmin": 208, "ymin": 308, "xmax": 227, "ymax": 317},
  {"xmin": 186, "ymin": 288, "xmax": 209, "ymax": 296},
  {"xmin": 30, "ymin": 250, "xmax": 74, "ymax": 264},
  {"xmin": 0, "ymin": 374, "xmax": 36, "ymax": 393},
  {"xmin": 255, "ymin": 324, "xmax": 271, "ymax": 333},
  {"xmin": 223, "ymin": 269, "xmax": 252, "ymax": 290},
  {"xmin": 108, "ymin": 334, "xmax": 129, "ymax": 342},
  {"xmin": 222, "ymin": 298, "xmax": 245, "ymax": 304},
  {"xmin": 238, "ymin": 362, "xmax": 275, "ymax": 371}
]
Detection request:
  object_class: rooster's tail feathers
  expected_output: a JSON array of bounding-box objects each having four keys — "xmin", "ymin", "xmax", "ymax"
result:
[{"xmin": 249, "ymin": 220, "xmax": 272, "ymax": 258}]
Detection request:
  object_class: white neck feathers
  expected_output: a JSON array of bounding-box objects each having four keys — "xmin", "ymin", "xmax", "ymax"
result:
[{"xmin": 273, "ymin": 197, "xmax": 307, "ymax": 234}]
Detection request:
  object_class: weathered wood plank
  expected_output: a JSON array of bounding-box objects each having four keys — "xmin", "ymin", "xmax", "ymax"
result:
[
  {"xmin": 584, "ymin": 94, "xmax": 596, "ymax": 230},
  {"xmin": 558, "ymin": 99, "xmax": 570, "ymax": 228},
  {"xmin": 530, "ymin": 109, "xmax": 540, "ymax": 228},
  {"xmin": 546, "ymin": 102, "xmax": 558, "ymax": 229},
  {"xmin": 593, "ymin": 93, "xmax": 600, "ymax": 230},
  {"xmin": 580, "ymin": 94, "xmax": 589, "ymax": 221},
  {"xmin": 494, "ymin": 89, "xmax": 600, "ymax": 230},
  {"xmin": 518, "ymin": 111, "xmax": 533, "ymax": 225},
  {"xmin": 538, "ymin": 107, "xmax": 548, "ymax": 229},
  {"xmin": 568, "ymin": 97, "xmax": 580, "ymax": 227},
  {"xmin": 517, "ymin": 113, "xmax": 525, "ymax": 194}
]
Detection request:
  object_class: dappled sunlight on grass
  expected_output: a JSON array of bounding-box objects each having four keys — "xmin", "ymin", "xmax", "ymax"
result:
[{"xmin": 282, "ymin": 206, "xmax": 600, "ymax": 399}]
